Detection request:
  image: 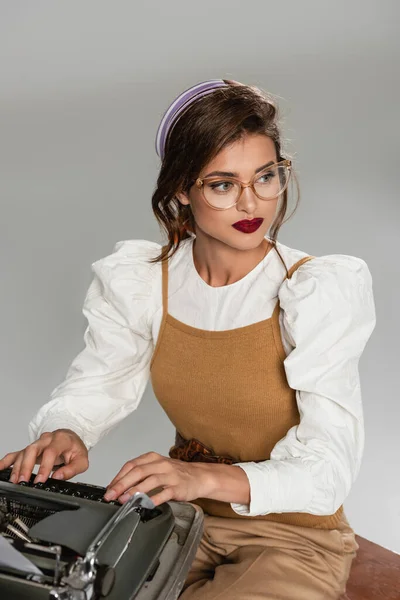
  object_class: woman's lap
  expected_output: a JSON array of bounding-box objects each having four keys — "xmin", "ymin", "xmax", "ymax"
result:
[{"xmin": 179, "ymin": 511, "xmax": 358, "ymax": 600}]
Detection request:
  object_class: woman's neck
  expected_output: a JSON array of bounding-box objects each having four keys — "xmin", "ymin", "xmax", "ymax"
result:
[{"xmin": 191, "ymin": 235, "xmax": 272, "ymax": 287}]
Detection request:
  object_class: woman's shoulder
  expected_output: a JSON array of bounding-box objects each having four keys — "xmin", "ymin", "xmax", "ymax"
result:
[
  {"xmin": 275, "ymin": 238, "xmax": 372, "ymax": 282},
  {"xmin": 275, "ymin": 239, "xmax": 374, "ymax": 318},
  {"xmin": 91, "ymin": 238, "xmax": 162, "ymax": 273},
  {"xmin": 88, "ymin": 239, "xmax": 162, "ymax": 308},
  {"xmin": 93, "ymin": 238, "xmax": 162, "ymax": 260}
]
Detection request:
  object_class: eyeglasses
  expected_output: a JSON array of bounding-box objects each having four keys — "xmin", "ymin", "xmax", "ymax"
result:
[{"xmin": 194, "ymin": 159, "xmax": 292, "ymax": 210}]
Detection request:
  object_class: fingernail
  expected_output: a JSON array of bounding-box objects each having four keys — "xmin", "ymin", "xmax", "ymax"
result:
[
  {"xmin": 34, "ymin": 475, "xmax": 44, "ymax": 484},
  {"xmin": 119, "ymin": 493, "xmax": 130, "ymax": 503},
  {"xmin": 52, "ymin": 472, "xmax": 64, "ymax": 480},
  {"xmin": 18, "ymin": 476, "xmax": 26, "ymax": 483},
  {"xmin": 9, "ymin": 474, "xmax": 17, "ymax": 483},
  {"xmin": 104, "ymin": 490, "xmax": 116, "ymax": 501}
]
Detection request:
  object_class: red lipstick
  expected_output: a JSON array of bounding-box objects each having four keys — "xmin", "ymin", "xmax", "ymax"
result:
[{"xmin": 232, "ymin": 218, "xmax": 264, "ymax": 233}]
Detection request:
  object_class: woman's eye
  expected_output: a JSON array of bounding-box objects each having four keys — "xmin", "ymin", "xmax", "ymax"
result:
[
  {"xmin": 258, "ymin": 171, "xmax": 274, "ymax": 183},
  {"xmin": 209, "ymin": 181, "xmax": 233, "ymax": 192}
]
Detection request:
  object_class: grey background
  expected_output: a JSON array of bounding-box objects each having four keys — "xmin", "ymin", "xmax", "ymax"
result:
[{"xmin": 0, "ymin": 1, "xmax": 398, "ymax": 552}]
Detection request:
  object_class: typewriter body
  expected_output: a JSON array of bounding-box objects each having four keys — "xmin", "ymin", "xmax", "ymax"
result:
[{"xmin": 0, "ymin": 469, "xmax": 203, "ymax": 600}]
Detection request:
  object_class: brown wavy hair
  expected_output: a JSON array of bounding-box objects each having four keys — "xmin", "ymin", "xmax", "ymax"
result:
[{"xmin": 148, "ymin": 79, "xmax": 300, "ymax": 272}]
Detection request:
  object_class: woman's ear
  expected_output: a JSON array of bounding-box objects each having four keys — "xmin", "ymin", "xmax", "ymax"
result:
[{"xmin": 175, "ymin": 191, "xmax": 190, "ymax": 206}]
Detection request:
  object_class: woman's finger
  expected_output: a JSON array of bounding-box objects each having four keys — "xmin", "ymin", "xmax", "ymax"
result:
[
  {"xmin": 52, "ymin": 453, "xmax": 89, "ymax": 481},
  {"xmin": 107, "ymin": 462, "xmax": 135, "ymax": 489},
  {"xmin": 117, "ymin": 474, "xmax": 163, "ymax": 501},
  {"xmin": 18, "ymin": 444, "xmax": 45, "ymax": 482},
  {"xmin": 10, "ymin": 452, "xmax": 25, "ymax": 482},
  {"xmin": 145, "ymin": 486, "xmax": 175, "ymax": 507},
  {"xmin": 33, "ymin": 447, "xmax": 61, "ymax": 483},
  {"xmin": 119, "ymin": 481, "xmax": 175, "ymax": 507},
  {"xmin": 107, "ymin": 454, "xmax": 167, "ymax": 490},
  {"xmin": 0, "ymin": 451, "xmax": 20, "ymax": 472},
  {"xmin": 105, "ymin": 467, "xmax": 166, "ymax": 501}
]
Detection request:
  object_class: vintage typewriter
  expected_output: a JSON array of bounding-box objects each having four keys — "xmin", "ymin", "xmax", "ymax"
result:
[{"xmin": 0, "ymin": 468, "xmax": 203, "ymax": 600}]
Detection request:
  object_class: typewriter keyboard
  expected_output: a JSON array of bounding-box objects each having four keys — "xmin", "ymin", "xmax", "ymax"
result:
[{"xmin": 0, "ymin": 468, "xmax": 116, "ymax": 503}]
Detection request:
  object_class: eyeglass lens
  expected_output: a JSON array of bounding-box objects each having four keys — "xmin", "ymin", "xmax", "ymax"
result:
[{"xmin": 203, "ymin": 165, "xmax": 289, "ymax": 208}]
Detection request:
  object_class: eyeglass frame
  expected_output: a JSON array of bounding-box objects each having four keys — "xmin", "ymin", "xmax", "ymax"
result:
[{"xmin": 193, "ymin": 158, "xmax": 292, "ymax": 211}]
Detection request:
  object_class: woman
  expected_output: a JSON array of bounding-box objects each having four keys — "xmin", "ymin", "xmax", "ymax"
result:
[{"xmin": 0, "ymin": 79, "xmax": 376, "ymax": 599}]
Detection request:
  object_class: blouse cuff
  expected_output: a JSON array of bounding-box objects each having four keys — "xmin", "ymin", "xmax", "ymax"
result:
[
  {"xmin": 230, "ymin": 460, "xmax": 314, "ymax": 517},
  {"xmin": 28, "ymin": 415, "xmax": 95, "ymax": 451}
]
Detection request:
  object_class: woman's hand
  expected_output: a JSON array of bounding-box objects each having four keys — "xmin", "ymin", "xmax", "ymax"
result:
[
  {"xmin": 0, "ymin": 429, "xmax": 89, "ymax": 484},
  {"xmin": 104, "ymin": 451, "xmax": 210, "ymax": 507}
]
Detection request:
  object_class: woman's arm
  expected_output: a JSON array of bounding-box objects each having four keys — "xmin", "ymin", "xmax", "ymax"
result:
[
  {"xmin": 28, "ymin": 240, "xmax": 160, "ymax": 452},
  {"xmin": 228, "ymin": 254, "xmax": 377, "ymax": 517}
]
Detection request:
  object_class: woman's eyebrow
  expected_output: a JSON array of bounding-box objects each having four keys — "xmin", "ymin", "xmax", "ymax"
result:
[{"xmin": 203, "ymin": 161, "xmax": 275, "ymax": 178}]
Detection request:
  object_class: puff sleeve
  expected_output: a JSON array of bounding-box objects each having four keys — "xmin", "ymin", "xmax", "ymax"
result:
[
  {"xmin": 231, "ymin": 254, "xmax": 377, "ymax": 517},
  {"xmin": 28, "ymin": 240, "xmax": 161, "ymax": 450}
]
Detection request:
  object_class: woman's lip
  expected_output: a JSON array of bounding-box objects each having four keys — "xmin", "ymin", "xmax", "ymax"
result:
[
  {"xmin": 233, "ymin": 218, "xmax": 263, "ymax": 226},
  {"xmin": 232, "ymin": 218, "xmax": 263, "ymax": 232}
]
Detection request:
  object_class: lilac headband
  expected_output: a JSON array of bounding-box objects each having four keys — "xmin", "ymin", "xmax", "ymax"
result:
[{"xmin": 155, "ymin": 79, "xmax": 230, "ymax": 160}]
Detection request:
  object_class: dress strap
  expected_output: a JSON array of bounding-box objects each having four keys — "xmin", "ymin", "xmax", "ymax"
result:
[
  {"xmin": 285, "ymin": 255, "xmax": 315, "ymax": 280},
  {"xmin": 271, "ymin": 255, "xmax": 316, "ymax": 327},
  {"xmin": 161, "ymin": 245, "xmax": 169, "ymax": 318},
  {"xmin": 149, "ymin": 246, "xmax": 169, "ymax": 372}
]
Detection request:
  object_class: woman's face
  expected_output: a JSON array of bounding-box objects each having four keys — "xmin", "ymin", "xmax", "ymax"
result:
[{"xmin": 176, "ymin": 133, "xmax": 281, "ymax": 251}]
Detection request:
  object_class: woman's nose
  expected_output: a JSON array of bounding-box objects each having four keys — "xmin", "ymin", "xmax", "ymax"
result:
[{"xmin": 236, "ymin": 185, "xmax": 258, "ymax": 212}]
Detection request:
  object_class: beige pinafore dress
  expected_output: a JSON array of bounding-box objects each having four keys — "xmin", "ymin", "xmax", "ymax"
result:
[{"xmin": 150, "ymin": 244, "xmax": 344, "ymax": 529}]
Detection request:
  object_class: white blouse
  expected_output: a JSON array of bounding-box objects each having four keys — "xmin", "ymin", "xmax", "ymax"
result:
[{"xmin": 28, "ymin": 236, "xmax": 377, "ymax": 518}]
